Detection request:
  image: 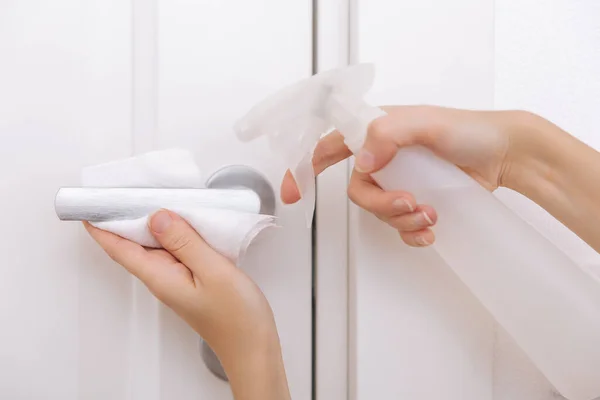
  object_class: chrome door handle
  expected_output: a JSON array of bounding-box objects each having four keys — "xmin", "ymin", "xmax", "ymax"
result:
[{"xmin": 54, "ymin": 165, "xmax": 276, "ymax": 221}]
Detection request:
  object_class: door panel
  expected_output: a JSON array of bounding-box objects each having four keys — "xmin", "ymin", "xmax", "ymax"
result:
[
  {"xmin": 0, "ymin": 1, "xmax": 132, "ymax": 398},
  {"xmin": 156, "ymin": 1, "xmax": 313, "ymax": 399},
  {"xmin": 493, "ymin": 1, "xmax": 600, "ymax": 398},
  {"xmin": 0, "ymin": 1, "xmax": 313, "ymax": 399},
  {"xmin": 349, "ymin": 1, "xmax": 600, "ymax": 399},
  {"xmin": 350, "ymin": 0, "xmax": 497, "ymax": 399}
]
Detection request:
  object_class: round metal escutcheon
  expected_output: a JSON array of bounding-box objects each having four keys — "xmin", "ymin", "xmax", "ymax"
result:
[
  {"xmin": 205, "ymin": 165, "xmax": 276, "ymax": 216},
  {"xmin": 199, "ymin": 339, "xmax": 228, "ymax": 381}
]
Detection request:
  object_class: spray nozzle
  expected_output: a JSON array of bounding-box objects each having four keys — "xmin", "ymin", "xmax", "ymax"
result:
[{"xmin": 234, "ymin": 63, "xmax": 386, "ymax": 227}]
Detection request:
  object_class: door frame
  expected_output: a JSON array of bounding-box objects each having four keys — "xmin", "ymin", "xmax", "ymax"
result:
[{"xmin": 314, "ymin": 1, "xmax": 353, "ymax": 399}]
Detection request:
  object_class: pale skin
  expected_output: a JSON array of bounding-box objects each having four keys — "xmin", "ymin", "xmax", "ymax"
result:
[
  {"xmin": 85, "ymin": 105, "xmax": 600, "ymax": 399},
  {"xmin": 283, "ymin": 106, "xmax": 600, "ymax": 252},
  {"xmin": 85, "ymin": 213, "xmax": 290, "ymax": 400}
]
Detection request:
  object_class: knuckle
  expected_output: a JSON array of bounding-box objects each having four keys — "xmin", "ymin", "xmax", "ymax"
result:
[
  {"xmin": 408, "ymin": 219, "xmax": 420, "ymax": 230},
  {"xmin": 391, "ymin": 217, "xmax": 410, "ymax": 232},
  {"xmin": 363, "ymin": 193, "xmax": 380, "ymax": 213},
  {"xmin": 404, "ymin": 217, "xmax": 420, "ymax": 231},
  {"xmin": 368, "ymin": 116, "xmax": 393, "ymax": 140},
  {"xmin": 106, "ymin": 250, "xmax": 120, "ymax": 263},
  {"xmin": 348, "ymin": 186, "xmax": 378, "ymax": 213},
  {"xmin": 314, "ymin": 141, "xmax": 336, "ymax": 165},
  {"xmin": 147, "ymin": 282, "xmax": 187, "ymax": 311},
  {"xmin": 387, "ymin": 216, "xmax": 401, "ymax": 229},
  {"xmin": 347, "ymin": 186, "xmax": 369, "ymax": 210},
  {"xmin": 166, "ymin": 233, "xmax": 192, "ymax": 254},
  {"xmin": 347, "ymin": 184, "xmax": 358, "ymax": 204},
  {"xmin": 144, "ymin": 276, "xmax": 165, "ymax": 297}
]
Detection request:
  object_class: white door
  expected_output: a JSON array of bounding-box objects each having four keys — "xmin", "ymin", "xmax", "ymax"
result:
[
  {"xmin": 315, "ymin": 0, "xmax": 600, "ymax": 399},
  {"xmin": 0, "ymin": 1, "xmax": 313, "ymax": 399},
  {"xmin": 6, "ymin": 1, "xmax": 599, "ymax": 399}
]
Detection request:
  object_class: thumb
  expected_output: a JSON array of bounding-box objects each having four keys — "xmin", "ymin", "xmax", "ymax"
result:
[
  {"xmin": 354, "ymin": 113, "xmax": 425, "ymax": 174},
  {"xmin": 149, "ymin": 209, "xmax": 227, "ymax": 279}
]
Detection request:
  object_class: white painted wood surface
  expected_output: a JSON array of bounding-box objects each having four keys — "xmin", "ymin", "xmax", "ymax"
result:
[
  {"xmin": 0, "ymin": 1, "xmax": 313, "ymax": 399},
  {"xmin": 314, "ymin": 1, "xmax": 351, "ymax": 399},
  {"xmin": 348, "ymin": 0, "xmax": 600, "ymax": 399},
  {"xmin": 351, "ymin": 1, "xmax": 496, "ymax": 399},
  {"xmin": 155, "ymin": 1, "xmax": 313, "ymax": 399},
  {"xmin": 1, "ymin": 1, "xmax": 132, "ymax": 399},
  {"xmin": 493, "ymin": 1, "xmax": 600, "ymax": 398}
]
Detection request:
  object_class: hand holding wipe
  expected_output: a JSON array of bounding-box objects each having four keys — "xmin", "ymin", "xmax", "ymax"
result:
[{"xmin": 234, "ymin": 63, "xmax": 600, "ymax": 400}]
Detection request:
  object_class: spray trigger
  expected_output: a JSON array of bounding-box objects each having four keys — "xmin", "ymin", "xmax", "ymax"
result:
[{"xmin": 234, "ymin": 63, "xmax": 386, "ymax": 227}]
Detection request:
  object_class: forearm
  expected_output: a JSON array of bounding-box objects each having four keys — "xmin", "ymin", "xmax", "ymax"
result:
[
  {"xmin": 221, "ymin": 331, "xmax": 290, "ymax": 400},
  {"xmin": 505, "ymin": 111, "xmax": 600, "ymax": 252}
]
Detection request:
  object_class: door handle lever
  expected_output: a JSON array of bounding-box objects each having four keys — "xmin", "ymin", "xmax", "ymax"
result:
[{"xmin": 54, "ymin": 187, "xmax": 261, "ymax": 221}]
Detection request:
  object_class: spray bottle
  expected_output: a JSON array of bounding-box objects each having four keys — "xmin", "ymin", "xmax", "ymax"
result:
[{"xmin": 234, "ymin": 63, "xmax": 600, "ymax": 400}]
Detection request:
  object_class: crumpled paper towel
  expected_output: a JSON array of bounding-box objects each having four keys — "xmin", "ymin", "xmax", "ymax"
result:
[{"xmin": 83, "ymin": 149, "xmax": 276, "ymax": 263}]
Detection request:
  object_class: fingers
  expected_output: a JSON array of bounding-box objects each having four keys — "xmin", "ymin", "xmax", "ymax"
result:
[
  {"xmin": 148, "ymin": 210, "xmax": 230, "ymax": 281},
  {"xmin": 84, "ymin": 222, "xmax": 194, "ymax": 297},
  {"xmin": 281, "ymin": 130, "xmax": 351, "ymax": 204},
  {"xmin": 400, "ymin": 229, "xmax": 436, "ymax": 247},
  {"xmin": 386, "ymin": 205, "xmax": 437, "ymax": 232},
  {"xmin": 347, "ymin": 170, "xmax": 416, "ymax": 217},
  {"xmin": 84, "ymin": 222, "xmax": 153, "ymax": 281},
  {"xmin": 346, "ymin": 171, "xmax": 437, "ymax": 247},
  {"xmin": 278, "ymin": 106, "xmax": 442, "ymax": 248},
  {"xmin": 280, "ymin": 170, "xmax": 301, "ymax": 204},
  {"xmin": 312, "ymin": 131, "xmax": 352, "ymax": 175},
  {"xmin": 354, "ymin": 117, "xmax": 401, "ymax": 173},
  {"xmin": 355, "ymin": 107, "xmax": 434, "ymax": 174},
  {"xmin": 147, "ymin": 248, "xmax": 178, "ymax": 263},
  {"xmin": 283, "ymin": 106, "xmax": 438, "ymax": 202}
]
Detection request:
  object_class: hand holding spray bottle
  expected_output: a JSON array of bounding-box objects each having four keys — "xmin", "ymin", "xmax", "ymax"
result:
[{"xmin": 234, "ymin": 63, "xmax": 600, "ymax": 400}]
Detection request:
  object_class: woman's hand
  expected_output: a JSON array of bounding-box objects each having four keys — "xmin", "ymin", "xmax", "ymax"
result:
[
  {"xmin": 281, "ymin": 105, "xmax": 534, "ymax": 246},
  {"xmin": 84, "ymin": 210, "xmax": 290, "ymax": 400}
]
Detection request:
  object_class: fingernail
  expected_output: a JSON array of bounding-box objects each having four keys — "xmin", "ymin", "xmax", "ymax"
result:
[
  {"xmin": 422, "ymin": 211, "xmax": 434, "ymax": 225},
  {"xmin": 355, "ymin": 149, "xmax": 375, "ymax": 173},
  {"xmin": 150, "ymin": 210, "xmax": 172, "ymax": 233},
  {"xmin": 393, "ymin": 198, "xmax": 414, "ymax": 212},
  {"xmin": 415, "ymin": 236, "xmax": 430, "ymax": 246}
]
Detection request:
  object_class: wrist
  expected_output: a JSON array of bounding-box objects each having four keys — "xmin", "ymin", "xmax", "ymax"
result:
[
  {"xmin": 498, "ymin": 110, "xmax": 600, "ymax": 252},
  {"xmin": 220, "ymin": 328, "xmax": 290, "ymax": 400},
  {"xmin": 500, "ymin": 110, "xmax": 566, "ymax": 197}
]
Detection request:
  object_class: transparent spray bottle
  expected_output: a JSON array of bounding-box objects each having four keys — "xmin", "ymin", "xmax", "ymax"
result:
[{"xmin": 234, "ymin": 63, "xmax": 600, "ymax": 400}]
